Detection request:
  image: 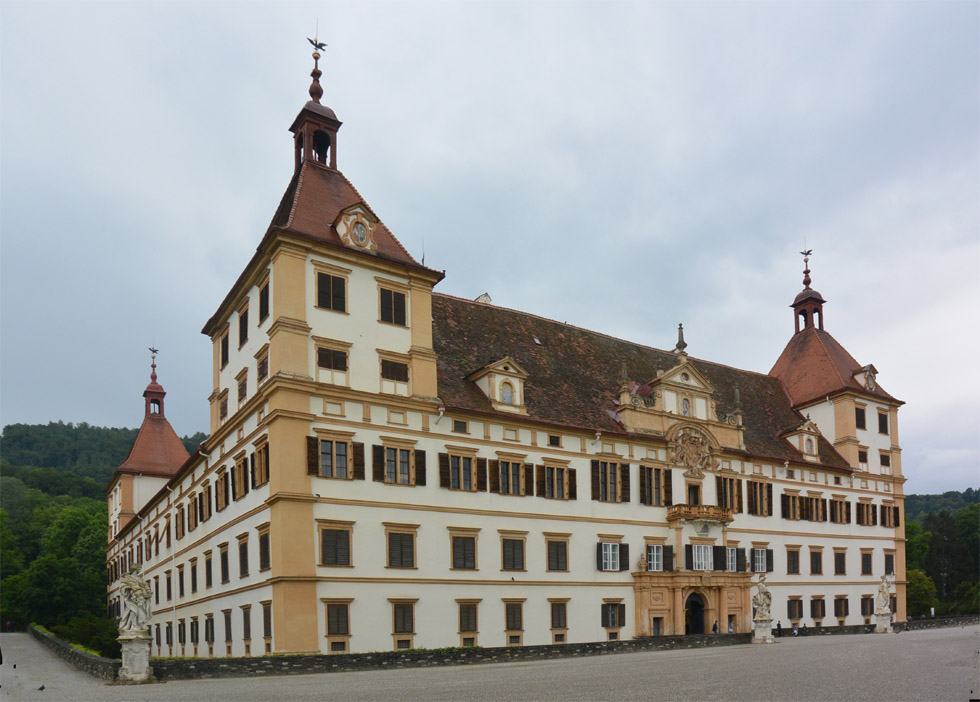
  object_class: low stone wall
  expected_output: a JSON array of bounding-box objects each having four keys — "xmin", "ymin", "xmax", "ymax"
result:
[
  {"xmin": 151, "ymin": 632, "xmax": 752, "ymax": 681},
  {"xmin": 28, "ymin": 625, "xmax": 120, "ymax": 681},
  {"xmin": 904, "ymin": 614, "xmax": 980, "ymax": 630}
]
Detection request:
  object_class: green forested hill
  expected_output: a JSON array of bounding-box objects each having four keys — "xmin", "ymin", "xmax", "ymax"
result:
[{"xmin": 905, "ymin": 488, "xmax": 978, "ymax": 525}]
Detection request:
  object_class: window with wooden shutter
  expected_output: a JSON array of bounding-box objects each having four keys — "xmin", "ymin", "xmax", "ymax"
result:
[
  {"xmin": 316, "ymin": 272, "xmax": 347, "ymax": 312},
  {"xmin": 380, "ymin": 288, "xmax": 407, "ymax": 326},
  {"xmin": 550, "ymin": 601, "xmax": 567, "ymax": 630},
  {"xmin": 544, "ymin": 465, "xmax": 567, "ymax": 499},
  {"xmin": 374, "ymin": 444, "xmax": 387, "ymax": 481},
  {"xmin": 502, "ymin": 538, "xmax": 525, "ymax": 571},
  {"xmin": 619, "ymin": 464, "xmax": 630, "ymax": 502},
  {"xmin": 884, "ymin": 553, "xmax": 895, "ymax": 575},
  {"xmin": 327, "ymin": 603, "xmax": 349, "ymax": 636},
  {"xmin": 786, "ymin": 549, "xmax": 800, "ymax": 574},
  {"xmin": 834, "ymin": 550, "xmax": 847, "ymax": 575},
  {"xmin": 258, "ymin": 531, "xmax": 270, "ymax": 571},
  {"xmin": 505, "ymin": 602, "xmax": 523, "ymax": 631},
  {"xmin": 811, "ymin": 598, "xmax": 826, "ymax": 619},
  {"xmin": 547, "ymin": 540, "xmax": 568, "ymax": 572},
  {"xmin": 861, "ymin": 551, "xmax": 873, "ymax": 575},
  {"xmin": 568, "ymin": 468, "xmax": 578, "ymax": 500},
  {"xmin": 321, "ymin": 527, "xmax": 351, "ymax": 566},
  {"xmin": 498, "ymin": 460, "xmax": 522, "ymax": 495},
  {"xmin": 452, "ymin": 536, "xmax": 476, "ymax": 570},
  {"xmin": 735, "ymin": 547, "xmax": 746, "ymax": 573},
  {"xmin": 458, "ymin": 603, "xmax": 477, "ymax": 633},
  {"xmin": 414, "ymin": 449, "xmax": 426, "ymax": 486},
  {"xmin": 810, "ymin": 549, "xmax": 823, "ymax": 575},
  {"xmin": 387, "ymin": 530, "xmax": 416, "ymax": 568},
  {"xmin": 238, "ymin": 538, "xmax": 249, "ymax": 578},
  {"xmin": 598, "ymin": 542, "xmax": 620, "ymax": 571},
  {"xmin": 393, "ymin": 602, "xmax": 414, "ymax": 633},
  {"xmin": 713, "ymin": 545, "xmax": 727, "ymax": 571}
]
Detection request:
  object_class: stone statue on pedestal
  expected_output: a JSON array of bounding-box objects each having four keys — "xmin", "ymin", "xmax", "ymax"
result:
[
  {"xmin": 751, "ymin": 574, "xmax": 774, "ymax": 644},
  {"xmin": 117, "ymin": 565, "xmax": 154, "ymax": 682},
  {"xmin": 874, "ymin": 575, "xmax": 893, "ymax": 634}
]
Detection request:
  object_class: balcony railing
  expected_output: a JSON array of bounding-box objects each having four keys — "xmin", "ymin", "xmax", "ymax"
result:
[{"xmin": 666, "ymin": 504, "xmax": 734, "ymax": 524}]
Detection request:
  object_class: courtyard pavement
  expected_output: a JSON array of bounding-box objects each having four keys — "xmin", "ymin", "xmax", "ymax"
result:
[{"xmin": 1, "ymin": 626, "xmax": 978, "ymax": 701}]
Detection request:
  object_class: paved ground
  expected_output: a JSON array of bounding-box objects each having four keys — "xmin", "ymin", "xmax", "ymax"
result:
[{"xmin": 1, "ymin": 627, "xmax": 978, "ymax": 701}]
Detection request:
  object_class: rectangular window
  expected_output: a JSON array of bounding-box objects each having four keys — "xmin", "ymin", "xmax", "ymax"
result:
[
  {"xmin": 459, "ymin": 603, "xmax": 477, "ymax": 633},
  {"xmin": 861, "ymin": 552, "xmax": 873, "ymax": 576},
  {"xmin": 547, "ymin": 540, "xmax": 568, "ymax": 572},
  {"xmin": 855, "ymin": 407, "xmax": 866, "ymax": 430},
  {"xmin": 262, "ymin": 602, "xmax": 272, "ymax": 639},
  {"xmin": 861, "ymin": 596, "xmax": 874, "ymax": 617},
  {"xmin": 380, "ymin": 288, "xmax": 407, "ymax": 326},
  {"xmin": 385, "ymin": 447, "xmax": 413, "ymax": 485},
  {"xmin": 884, "ymin": 553, "xmax": 895, "ymax": 575},
  {"xmin": 388, "ymin": 531, "xmax": 415, "ymax": 568},
  {"xmin": 450, "ymin": 455, "xmax": 475, "ymax": 491},
  {"xmin": 830, "ymin": 498, "xmax": 850, "ymax": 524},
  {"xmin": 727, "ymin": 546, "xmax": 737, "ymax": 573},
  {"xmin": 205, "ymin": 554, "xmax": 213, "ymax": 588},
  {"xmin": 327, "ymin": 603, "xmax": 349, "ymax": 636},
  {"xmin": 601, "ymin": 603, "xmax": 627, "ymax": 628},
  {"xmin": 878, "ymin": 412, "xmax": 888, "ymax": 435},
  {"xmin": 545, "ymin": 466, "xmax": 566, "ymax": 499},
  {"xmin": 880, "ymin": 453, "xmax": 891, "ymax": 468},
  {"xmin": 834, "ymin": 550, "xmax": 847, "ymax": 575},
  {"xmin": 787, "ymin": 549, "xmax": 800, "ymax": 575},
  {"xmin": 810, "ymin": 549, "xmax": 823, "ymax": 575},
  {"xmin": 548, "ymin": 434, "xmax": 561, "ymax": 447},
  {"xmin": 452, "ymin": 419, "xmax": 468, "ymax": 433},
  {"xmin": 747, "ymin": 481, "xmax": 772, "ymax": 516},
  {"xmin": 219, "ymin": 394, "xmax": 229, "ymax": 420},
  {"xmin": 551, "ymin": 601, "xmax": 567, "ymax": 630},
  {"xmin": 319, "ymin": 438, "xmax": 349, "ymax": 479},
  {"xmin": 317, "ymin": 347, "xmax": 348, "ymax": 372},
  {"xmin": 257, "ymin": 353, "xmax": 269, "ymax": 383},
  {"xmin": 717, "ymin": 476, "xmax": 741, "ymax": 512},
  {"xmin": 190, "ymin": 618, "xmax": 199, "ymax": 645},
  {"xmin": 856, "ymin": 502, "xmax": 878, "ymax": 526},
  {"xmin": 646, "ymin": 544, "xmax": 663, "ymax": 572},
  {"xmin": 811, "ymin": 598, "xmax": 826, "ymax": 620},
  {"xmin": 502, "ymin": 538, "xmax": 525, "ymax": 571},
  {"xmin": 753, "ymin": 548, "xmax": 769, "ymax": 573},
  {"xmin": 239, "ymin": 538, "xmax": 249, "ymax": 578},
  {"xmin": 505, "ymin": 602, "xmax": 523, "ymax": 631},
  {"xmin": 166, "ymin": 623, "xmax": 173, "ymax": 646},
  {"xmin": 242, "ymin": 606, "xmax": 251, "ymax": 640},
  {"xmin": 452, "ymin": 536, "xmax": 476, "ymax": 570},
  {"xmin": 321, "ymin": 528, "xmax": 352, "ymax": 566},
  {"xmin": 598, "ymin": 461, "xmax": 618, "ymax": 502},
  {"xmin": 381, "ymin": 360, "xmax": 409, "ymax": 382},
  {"xmin": 219, "ymin": 545, "xmax": 229, "ymax": 583},
  {"xmin": 238, "ymin": 306, "xmax": 248, "ymax": 346},
  {"xmin": 316, "ymin": 272, "xmax": 346, "ymax": 312},
  {"xmin": 692, "ymin": 544, "xmax": 713, "ymax": 571},
  {"xmin": 858, "ymin": 450, "xmax": 869, "ymax": 469},
  {"xmin": 220, "ymin": 333, "xmax": 229, "ymax": 369},
  {"xmin": 600, "ymin": 542, "xmax": 620, "ymax": 572},
  {"xmin": 834, "ymin": 597, "xmax": 849, "ymax": 618},
  {"xmin": 178, "ymin": 566, "xmax": 186, "ymax": 597},
  {"xmin": 223, "ymin": 611, "xmax": 232, "ymax": 643},
  {"xmin": 166, "ymin": 571, "xmax": 172, "ymax": 600},
  {"xmin": 787, "ymin": 599, "xmax": 803, "ymax": 620},
  {"xmin": 237, "ymin": 373, "xmax": 247, "ymax": 403},
  {"xmin": 393, "ymin": 603, "xmax": 414, "ymax": 634},
  {"xmin": 259, "ymin": 530, "xmax": 270, "ymax": 571},
  {"xmin": 190, "ymin": 561, "xmax": 198, "ymax": 592},
  {"xmin": 498, "ymin": 460, "xmax": 522, "ymax": 495},
  {"xmin": 258, "ymin": 281, "xmax": 269, "ymax": 322}
]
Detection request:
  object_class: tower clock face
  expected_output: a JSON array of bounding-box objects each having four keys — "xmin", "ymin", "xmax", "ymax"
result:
[{"xmin": 352, "ymin": 221, "xmax": 368, "ymax": 245}]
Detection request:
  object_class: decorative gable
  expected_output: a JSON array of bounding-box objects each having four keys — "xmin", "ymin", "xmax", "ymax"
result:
[
  {"xmin": 467, "ymin": 357, "xmax": 528, "ymax": 414},
  {"xmin": 783, "ymin": 419, "xmax": 822, "ymax": 462},
  {"xmin": 649, "ymin": 359, "xmax": 716, "ymax": 421},
  {"xmin": 333, "ymin": 203, "xmax": 378, "ymax": 252},
  {"xmin": 853, "ymin": 364, "xmax": 879, "ymax": 392}
]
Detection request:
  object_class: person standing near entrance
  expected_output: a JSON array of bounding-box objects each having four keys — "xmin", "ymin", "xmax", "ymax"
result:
[
  {"xmin": 776, "ymin": 621, "xmax": 783, "ymax": 637},
  {"xmin": 712, "ymin": 620, "xmax": 719, "ymax": 634}
]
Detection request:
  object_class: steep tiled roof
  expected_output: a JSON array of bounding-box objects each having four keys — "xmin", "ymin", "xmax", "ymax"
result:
[
  {"xmin": 117, "ymin": 414, "xmax": 190, "ymax": 478},
  {"xmin": 432, "ymin": 294, "xmax": 850, "ymax": 471},
  {"xmin": 769, "ymin": 327, "xmax": 900, "ymax": 408}
]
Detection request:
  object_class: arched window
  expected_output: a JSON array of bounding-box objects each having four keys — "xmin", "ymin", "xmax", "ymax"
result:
[
  {"xmin": 682, "ymin": 398, "xmax": 691, "ymax": 417},
  {"xmin": 805, "ymin": 437, "xmax": 814, "ymax": 455},
  {"xmin": 500, "ymin": 381, "xmax": 515, "ymax": 405},
  {"xmin": 312, "ymin": 130, "xmax": 331, "ymax": 164},
  {"xmin": 150, "ymin": 399, "xmax": 161, "ymax": 414}
]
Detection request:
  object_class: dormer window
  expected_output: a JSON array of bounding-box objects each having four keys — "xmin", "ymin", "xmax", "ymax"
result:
[
  {"xmin": 682, "ymin": 399, "xmax": 691, "ymax": 417},
  {"xmin": 467, "ymin": 357, "xmax": 528, "ymax": 415},
  {"xmin": 805, "ymin": 438, "xmax": 814, "ymax": 455},
  {"xmin": 501, "ymin": 382, "xmax": 515, "ymax": 405}
]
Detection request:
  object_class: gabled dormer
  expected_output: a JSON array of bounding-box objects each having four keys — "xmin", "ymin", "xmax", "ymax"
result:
[
  {"xmin": 783, "ymin": 418, "xmax": 822, "ymax": 462},
  {"xmin": 467, "ymin": 357, "xmax": 528, "ymax": 414},
  {"xmin": 648, "ymin": 358, "xmax": 716, "ymax": 421},
  {"xmin": 333, "ymin": 203, "xmax": 379, "ymax": 253},
  {"xmin": 853, "ymin": 364, "xmax": 879, "ymax": 392}
]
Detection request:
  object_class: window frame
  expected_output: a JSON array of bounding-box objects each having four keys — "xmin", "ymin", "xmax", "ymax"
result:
[
  {"xmin": 448, "ymin": 527, "xmax": 480, "ymax": 571},
  {"xmin": 385, "ymin": 523, "xmax": 419, "ymax": 569},
  {"xmin": 378, "ymin": 284, "xmax": 408, "ymax": 327},
  {"xmin": 314, "ymin": 336, "xmax": 351, "ymax": 387},
  {"xmin": 834, "ymin": 549, "xmax": 847, "ymax": 575},
  {"xmin": 457, "ymin": 599, "xmax": 480, "ymax": 647},
  {"xmin": 500, "ymin": 531, "xmax": 528, "ymax": 572},
  {"xmin": 378, "ymin": 352, "xmax": 411, "ymax": 396},
  {"xmin": 322, "ymin": 598, "xmax": 354, "ymax": 653},
  {"xmin": 238, "ymin": 301, "xmax": 249, "ymax": 348},
  {"xmin": 315, "ymin": 431, "xmax": 354, "ymax": 480},
  {"xmin": 314, "ymin": 264, "xmax": 349, "ymax": 314},
  {"xmin": 319, "ymin": 520, "xmax": 354, "ymax": 567},
  {"xmin": 389, "ymin": 598, "xmax": 418, "ymax": 650},
  {"xmin": 503, "ymin": 598, "xmax": 525, "ymax": 646},
  {"xmin": 545, "ymin": 533, "xmax": 570, "ymax": 572}
]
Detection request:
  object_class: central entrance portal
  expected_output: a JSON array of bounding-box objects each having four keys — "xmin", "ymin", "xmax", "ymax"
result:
[{"xmin": 685, "ymin": 593, "xmax": 706, "ymax": 634}]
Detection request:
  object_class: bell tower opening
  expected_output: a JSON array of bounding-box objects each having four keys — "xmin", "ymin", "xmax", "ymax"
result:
[
  {"xmin": 313, "ymin": 130, "xmax": 331, "ymax": 165},
  {"xmin": 290, "ymin": 38, "xmax": 343, "ymax": 171},
  {"xmin": 791, "ymin": 250, "xmax": 826, "ymax": 334}
]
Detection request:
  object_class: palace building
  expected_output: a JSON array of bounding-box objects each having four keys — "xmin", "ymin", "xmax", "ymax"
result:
[{"xmin": 105, "ymin": 49, "xmax": 906, "ymax": 657}]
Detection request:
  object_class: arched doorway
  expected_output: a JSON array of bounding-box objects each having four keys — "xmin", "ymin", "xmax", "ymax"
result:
[{"xmin": 685, "ymin": 593, "xmax": 706, "ymax": 634}]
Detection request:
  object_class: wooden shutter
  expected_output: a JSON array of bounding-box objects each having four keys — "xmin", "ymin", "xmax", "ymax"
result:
[
  {"xmin": 321, "ymin": 530, "xmax": 335, "ymax": 564},
  {"xmin": 685, "ymin": 544, "xmax": 694, "ymax": 570},
  {"xmin": 766, "ymin": 483, "xmax": 773, "ymax": 515},
  {"xmin": 713, "ymin": 545, "xmax": 726, "ymax": 571},
  {"xmin": 893, "ymin": 506, "xmax": 900, "ymax": 527},
  {"xmin": 638, "ymin": 466, "xmax": 649, "ymax": 505},
  {"xmin": 380, "ymin": 288, "xmax": 393, "ymax": 321},
  {"xmin": 715, "ymin": 476, "xmax": 723, "ymax": 508},
  {"xmin": 747, "ymin": 482, "xmax": 756, "ymax": 514},
  {"xmin": 871, "ymin": 504, "xmax": 878, "ymax": 526},
  {"xmin": 352, "ymin": 443, "xmax": 365, "ymax": 480},
  {"xmin": 601, "ymin": 603, "xmax": 610, "ymax": 628},
  {"xmin": 618, "ymin": 604, "xmax": 626, "ymax": 627},
  {"xmin": 230, "ymin": 466, "xmax": 236, "ymax": 500},
  {"xmin": 664, "ymin": 469, "xmax": 673, "ymax": 506},
  {"xmin": 388, "ymin": 533, "xmax": 399, "ymax": 567},
  {"xmin": 331, "ymin": 275, "xmax": 345, "ymax": 312},
  {"xmin": 452, "ymin": 537, "xmax": 464, "ymax": 569},
  {"xmin": 619, "ymin": 543, "xmax": 630, "ymax": 572},
  {"xmin": 591, "ymin": 460, "xmax": 600, "ymax": 500},
  {"xmin": 620, "ymin": 464, "xmax": 630, "ymax": 503},
  {"xmin": 736, "ymin": 547, "xmax": 746, "ymax": 572},
  {"xmin": 415, "ymin": 450, "xmax": 426, "ymax": 486},
  {"xmin": 307, "ymin": 436, "xmax": 319, "ymax": 475},
  {"xmin": 250, "ymin": 454, "xmax": 256, "ymax": 487},
  {"xmin": 439, "ymin": 453, "xmax": 450, "ymax": 488},
  {"xmin": 781, "ymin": 493, "xmax": 790, "ymax": 518},
  {"xmin": 664, "ymin": 545, "xmax": 674, "ymax": 571},
  {"xmin": 394, "ymin": 293, "xmax": 406, "ymax": 326},
  {"xmin": 536, "ymin": 465, "xmax": 546, "ymax": 496},
  {"xmin": 524, "ymin": 464, "xmax": 534, "ymax": 496},
  {"xmin": 373, "ymin": 445, "xmax": 385, "ymax": 482},
  {"xmin": 845, "ymin": 501, "xmax": 852, "ymax": 523},
  {"xmin": 477, "ymin": 458, "xmax": 488, "ymax": 491},
  {"xmin": 800, "ymin": 496, "xmax": 809, "ymax": 521},
  {"xmin": 488, "ymin": 460, "xmax": 500, "ymax": 493},
  {"xmin": 766, "ymin": 549, "xmax": 774, "ymax": 573},
  {"xmin": 734, "ymin": 479, "xmax": 743, "ymax": 512},
  {"xmin": 568, "ymin": 469, "xmax": 577, "ymax": 500},
  {"xmin": 596, "ymin": 542, "xmax": 604, "ymax": 570}
]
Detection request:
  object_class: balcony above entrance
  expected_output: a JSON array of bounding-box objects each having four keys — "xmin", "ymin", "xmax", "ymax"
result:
[{"xmin": 667, "ymin": 504, "xmax": 734, "ymax": 524}]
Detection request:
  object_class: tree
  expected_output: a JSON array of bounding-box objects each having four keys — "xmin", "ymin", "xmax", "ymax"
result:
[
  {"xmin": 904, "ymin": 518, "xmax": 930, "ymax": 572},
  {"xmin": 905, "ymin": 569, "xmax": 939, "ymax": 617}
]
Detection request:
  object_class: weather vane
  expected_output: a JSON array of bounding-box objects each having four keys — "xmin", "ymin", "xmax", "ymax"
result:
[
  {"xmin": 799, "ymin": 249, "xmax": 813, "ymax": 289},
  {"xmin": 307, "ymin": 36, "xmax": 327, "ymax": 52}
]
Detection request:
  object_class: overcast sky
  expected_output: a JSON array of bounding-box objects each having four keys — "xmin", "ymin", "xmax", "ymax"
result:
[{"xmin": 1, "ymin": 1, "xmax": 977, "ymax": 494}]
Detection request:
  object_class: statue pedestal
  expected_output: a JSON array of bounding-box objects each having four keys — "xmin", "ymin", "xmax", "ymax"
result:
[
  {"xmin": 874, "ymin": 612, "xmax": 893, "ymax": 634},
  {"xmin": 118, "ymin": 631, "xmax": 153, "ymax": 682},
  {"xmin": 752, "ymin": 618, "xmax": 774, "ymax": 644}
]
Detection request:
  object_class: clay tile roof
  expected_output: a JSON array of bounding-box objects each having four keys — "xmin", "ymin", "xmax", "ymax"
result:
[
  {"xmin": 116, "ymin": 414, "xmax": 190, "ymax": 479},
  {"xmin": 432, "ymin": 294, "xmax": 850, "ymax": 471},
  {"xmin": 769, "ymin": 326, "xmax": 901, "ymax": 408}
]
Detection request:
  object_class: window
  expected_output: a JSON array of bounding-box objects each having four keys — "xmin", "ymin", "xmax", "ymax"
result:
[
  {"xmin": 861, "ymin": 551, "xmax": 873, "ymax": 576},
  {"xmin": 878, "ymin": 412, "xmax": 888, "ymax": 435},
  {"xmin": 550, "ymin": 601, "xmax": 567, "ymax": 633},
  {"xmin": 166, "ymin": 571, "xmax": 172, "ymax": 600},
  {"xmin": 223, "ymin": 610, "xmax": 232, "ymax": 645},
  {"xmin": 451, "ymin": 455, "xmax": 476, "ymax": 491},
  {"xmin": 810, "ymin": 549, "xmax": 823, "ymax": 575},
  {"xmin": 262, "ymin": 602, "xmax": 272, "ymax": 649},
  {"xmin": 804, "ymin": 437, "xmax": 815, "ymax": 455},
  {"xmin": 385, "ymin": 447, "xmax": 413, "ymax": 485},
  {"xmin": 787, "ymin": 549, "xmax": 800, "ymax": 575},
  {"xmin": 452, "ymin": 419, "xmax": 468, "ymax": 433},
  {"xmin": 547, "ymin": 538, "xmax": 569, "ymax": 572},
  {"xmin": 381, "ymin": 359, "xmax": 409, "ymax": 383},
  {"xmin": 458, "ymin": 602, "xmax": 478, "ymax": 640},
  {"xmin": 716, "ymin": 476, "xmax": 742, "ymax": 511},
  {"xmin": 154, "ymin": 576, "xmax": 159, "ymax": 604},
  {"xmin": 858, "ymin": 450, "xmax": 868, "ymax": 470},
  {"xmin": 316, "ymin": 347, "xmax": 349, "ymax": 385},
  {"xmin": 830, "ymin": 498, "xmax": 851, "ymax": 524},
  {"xmin": 190, "ymin": 560, "xmax": 198, "ymax": 593},
  {"xmin": 238, "ymin": 304, "xmax": 249, "ymax": 347},
  {"xmin": 602, "ymin": 602, "xmax": 627, "ymax": 629},
  {"xmin": 318, "ymin": 438, "xmax": 350, "ymax": 479},
  {"xmin": 258, "ymin": 529, "xmax": 270, "ymax": 571},
  {"xmin": 504, "ymin": 601, "xmax": 523, "ymax": 642},
  {"xmin": 498, "ymin": 460, "xmax": 523, "ymax": 495},
  {"xmin": 205, "ymin": 553, "xmax": 213, "ymax": 588},
  {"xmin": 320, "ymin": 524, "xmax": 352, "ymax": 566},
  {"xmin": 258, "ymin": 280, "xmax": 270, "ymax": 322},
  {"xmin": 884, "ymin": 553, "xmax": 895, "ymax": 575},
  {"xmin": 781, "ymin": 493, "xmax": 800, "ymax": 520},
  {"xmin": 178, "ymin": 620, "xmax": 186, "ymax": 647},
  {"xmin": 834, "ymin": 597, "xmax": 849, "ymax": 619},
  {"xmin": 232, "ymin": 455, "xmax": 250, "ymax": 501},
  {"xmin": 727, "ymin": 546, "xmax": 737, "ymax": 573},
  {"xmin": 219, "ymin": 544, "xmax": 229, "ymax": 583},
  {"xmin": 238, "ymin": 537, "xmax": 249, "ymax": 578},
  {"xmin": 746, "ymin": 481, "xmax": 772, "ymax": 516},
  {"xmin": 544, "ymin": 465, "xmax": 567, "ymax": 499},
  {"xmin": 387, "ymin": 527, "xmax": 416, "ymax": 569},
  {"xmin": 753, "ymin": 547, "xmax": 772, "ymax": 573},
  {"xmin": 811, "ymin": 598, "xmax": 826, "ymax": 620},
  {"xmin": 640, "ymin": 466, "xmax": 671, "ymax": 507},
  {"xmin": 316, "ymin": 272, "xmax": 346, "ymax": 312},
  {"xmin": 326, "ymin": 602, "xmax": 350, "ymax": 639},
  {"xmin": 241, "ymin": 605, "xmax": 252, "ymax": 642},
  {"xmin": 856, "ymin": 502, "xmax": 878, "ymax": 526},
  {"xmin": 257, "ymin": 351, "xmax": 269, "ymax": 383},
  {"xmin": 165, "ymin": 622, "xmax": 173, "ymax": 647},
  {"xmin": 690, "ymin": 544, "xmax": 713, "ymax": 571},
  {"xmin": 787, "ymin": 599, "xmax": 803, "ymax": 620},
  {"xmin": 237, "ymin": 371, "xmax": 247, "ymax": 403},
  {"xmin": 861, "ymin": 596, "xmax": 874, "ymax": 617},
  {"xmin": 252, "ymin": 443, "xmax": 270, "ymax": 487},
  {"xmin": 219, "ymin": 392, "xmax": 229, "ymax": 421},
  {"xmin": 548, "ymin": 434, "xmax": 561, "ymax": 448},
  {"xmin": 500, "ymin": 381, "xmax": 515, "ymax": 405},
  {"xmin": 834, "ymin": 550, "xmax": 847, "ymax": 575},
  {"xmin": 220, "ymin": 332, "xmax": 229, "ymax": 369},
  {"xmin": 392, "ymin": 601, "xmax": 415, "ymax": 648},
  {"xmin": 855, "ymin": 407, "xmax": 866, "ymax": 430},
  {"xmin": 594, "ymin": 461, "xmax": 621, "ymax": 502},
  {"xmin": 502, "ymin": 537, "xmax": 525, "ymax": 571},
  {"xmin": 879, "ymin": 453, "xmax": 891, "ymax": 469},
  {"xmin": 380, "ymin": 288, "xmax": 407, "ymax": 326},
  {"xmin": 190, "ymin": 618, "xmax": 200, "ymax": 646},
  {"xmin": 452, "ymin": 535, "xmax": 477, "ymax": 570},
  {"xmin": 598, "ymin": 541, "xmax": 629, "ymax": 572}
]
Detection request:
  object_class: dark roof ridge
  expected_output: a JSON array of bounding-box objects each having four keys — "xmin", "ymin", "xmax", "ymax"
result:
[
  {"xmin": 281, "ymin": 161, "xmax": 308, "ymax": 229},
  {"xmin": 431, "ymin": 291, "xmax": 776, "ymax": 382}
]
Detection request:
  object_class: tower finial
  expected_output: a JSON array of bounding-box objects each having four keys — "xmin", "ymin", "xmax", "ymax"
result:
[
  {"xmin": 306, "ymin": 34, "xmax": 327, "ymax": 103},
  {"xmin": 148, "ymin": 346, "xmax": 159, "ymax": 383},
  {"xmin": 674, "ymin": 323, "xmax": 688, "ymax": 355},
  {"xmin": 800, "ymin": 248, "xmax": 813, "ymax": 289}
]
